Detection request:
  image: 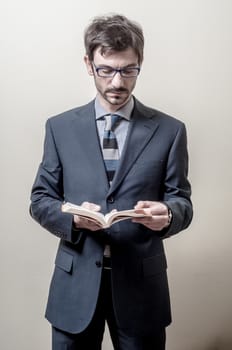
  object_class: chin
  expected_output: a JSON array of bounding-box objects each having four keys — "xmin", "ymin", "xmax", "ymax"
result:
[{"xmin": 107, "ymin": 96, "xmax": 128, "ymax": 106}]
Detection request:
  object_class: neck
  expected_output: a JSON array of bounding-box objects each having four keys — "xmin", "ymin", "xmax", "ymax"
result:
[{"xmin": 97, "ymin": 94, "xmax": 131, "ymax": 113}]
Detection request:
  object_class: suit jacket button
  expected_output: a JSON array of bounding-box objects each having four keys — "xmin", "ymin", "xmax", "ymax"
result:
[
  {"xmin": 95, "ymin": 261, "xmax": 102, "ymax": 268},
  {"xmin": 107, "ymin": 196, "xmax": 114, "ymax": 203}
]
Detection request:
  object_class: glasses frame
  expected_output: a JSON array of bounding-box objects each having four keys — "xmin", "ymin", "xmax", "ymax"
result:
[{"xmin": 92, "ymin": 62, "xmax": 140, "ymax": 78}]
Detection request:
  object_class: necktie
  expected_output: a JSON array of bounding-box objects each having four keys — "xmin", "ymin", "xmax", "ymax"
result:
[{"xmin": 103, "ymin": 114, "xmax": 121, "ymax": 184}]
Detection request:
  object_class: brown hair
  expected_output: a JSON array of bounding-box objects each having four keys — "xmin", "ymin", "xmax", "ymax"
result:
[{"xmin": 84, "ymin": 14, "xmax": 144, "ymax": 64}]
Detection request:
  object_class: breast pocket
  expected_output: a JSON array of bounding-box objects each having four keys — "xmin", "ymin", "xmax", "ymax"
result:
[
  {"xmin": 126, "ymin": 160, "xmax": 165, "ymax": 196},
  {"xmin": 128, "ymin": 160, "xmax": 165, "ymax": 186},
  {"xmin": 131, "ymin": 159, "xmax": 164, "ymax": 175}
]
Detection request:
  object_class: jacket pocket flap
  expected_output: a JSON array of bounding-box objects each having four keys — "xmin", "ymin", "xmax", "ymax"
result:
[
  {"xmin": 143, "ymin": 254, "xmax": 167, "ymax": 277},
  {"xmin": 55, "ymin": 249, "xmax": 73, "ymax": 273}
]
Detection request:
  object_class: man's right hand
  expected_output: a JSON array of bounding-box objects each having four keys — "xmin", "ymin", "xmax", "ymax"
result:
[{"xmin": 73, "ymin": 201, "xmax": 102, "ymax": 231}]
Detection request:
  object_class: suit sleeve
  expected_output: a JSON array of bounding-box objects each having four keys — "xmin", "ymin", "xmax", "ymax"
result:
[
  {"xmin": 162, "ymin": 123, "xmax": 193, "ymax": 237},
  {"xmin": 30, "ymin": 119, "xmax": 82, "ymax": 244}
]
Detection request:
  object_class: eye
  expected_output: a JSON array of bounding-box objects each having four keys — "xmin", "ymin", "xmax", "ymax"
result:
[
  {"xmin": 121, "ymin": 68, "xmax": 139, "ymax": 77},
  {"xmin": 122, "ymin": 68, "xmax": 134, "ymax": 75},
  {"xmin": 100, "ymin": 68, "xmax": 114, "ymax": 75}
]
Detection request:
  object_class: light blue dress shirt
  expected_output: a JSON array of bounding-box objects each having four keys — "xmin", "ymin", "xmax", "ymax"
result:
[{"xmin": 94, "ymin": 96, "xmax": 134, "ymax": 156}]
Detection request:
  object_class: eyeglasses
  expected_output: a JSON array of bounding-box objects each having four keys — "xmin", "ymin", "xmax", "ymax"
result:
[{"xmin": 92, "ymin": 62, "xmax": 140, "ymax": 78}]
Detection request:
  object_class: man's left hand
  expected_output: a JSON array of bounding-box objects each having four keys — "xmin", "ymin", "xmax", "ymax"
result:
[{"xmin": 133, "ymin": 201, "xmax": 171, "ymax": 231}]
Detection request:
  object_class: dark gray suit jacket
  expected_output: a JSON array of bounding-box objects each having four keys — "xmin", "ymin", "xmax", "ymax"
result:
[{"xmin": 30, "ymin": 98, "xmax": 192, "ymax": 336}]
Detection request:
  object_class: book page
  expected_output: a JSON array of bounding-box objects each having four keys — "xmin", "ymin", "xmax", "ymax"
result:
[
  {"xmin": 62, "ymin": 203, "xmax": 150, "ymax": 228},
  {"xmin": 61, "ymin": 203, "xmax": 106, "ymax": 226},
  {"xmin": 104, "ymin": 209, "xmax": 150, "ymax": 226}
]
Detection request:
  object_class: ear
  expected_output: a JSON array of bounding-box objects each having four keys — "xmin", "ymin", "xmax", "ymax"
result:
[{"xmin": 84, "ymin": 55, "xmax": 94, "ymax": 76}]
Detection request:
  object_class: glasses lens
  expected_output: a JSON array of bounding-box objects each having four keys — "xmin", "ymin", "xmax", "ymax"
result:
[
  {"xmin": 94, "ymin": 63, "xmax": 140, "ymax": 78},
  {"xmin": 121, "ymin": 68, "xmax": 140, "ymax": 77},
  {"xmin": 98, "ymin": 68, "xmax": 115, "ymax": 77}
]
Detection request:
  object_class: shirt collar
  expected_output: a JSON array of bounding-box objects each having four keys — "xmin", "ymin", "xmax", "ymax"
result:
[{"xmin": 95, "ymin": 96, "xmax": 134, "ymax": 121}]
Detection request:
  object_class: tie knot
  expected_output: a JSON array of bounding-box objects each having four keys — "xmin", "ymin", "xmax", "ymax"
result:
[{"xmin": 104, "ymin": 114, "xmax": 121, "ymax": 131}]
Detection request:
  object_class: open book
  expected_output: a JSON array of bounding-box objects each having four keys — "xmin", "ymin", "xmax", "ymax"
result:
[{"xmin": 61, "ymin": 202, "xmax": 150, "ymax": 228}]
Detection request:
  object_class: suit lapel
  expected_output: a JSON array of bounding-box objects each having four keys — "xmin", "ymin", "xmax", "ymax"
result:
[
  {"xmin": 70, "ymin": 99, "xmax": 160, "ymax": 197},
  {"xmin": 109, "ymin": 100, "xmax": 159, "ymax": 194},
  {"xmin": 72, "ymin": 101, "xmax": 109, "ymax": 191}
]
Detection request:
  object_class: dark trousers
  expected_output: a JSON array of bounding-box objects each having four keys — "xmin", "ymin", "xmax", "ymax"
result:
[{"xmin": 52, "ymin": 269, "xmax": 166, "ymax": 350}]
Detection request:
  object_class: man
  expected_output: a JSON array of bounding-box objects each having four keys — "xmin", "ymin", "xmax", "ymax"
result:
[{"xmin": 30, "ymin": 14, "xmax": 193, "ymax": 350}]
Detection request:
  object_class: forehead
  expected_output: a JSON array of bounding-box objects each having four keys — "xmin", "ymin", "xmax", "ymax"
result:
[{"xmin": 93, "ymin": 47, "xmax": 139, "ymax": 66}]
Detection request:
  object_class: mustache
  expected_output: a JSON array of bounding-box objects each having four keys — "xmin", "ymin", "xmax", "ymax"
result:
[{"xmin": 106, "ymin": 88, "xmax": 129, "ymax": 93}]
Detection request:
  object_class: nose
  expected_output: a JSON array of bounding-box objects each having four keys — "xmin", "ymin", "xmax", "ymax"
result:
[{"xmin": 111, "ymin": 71, "xmax": 124, "ymax": 88}]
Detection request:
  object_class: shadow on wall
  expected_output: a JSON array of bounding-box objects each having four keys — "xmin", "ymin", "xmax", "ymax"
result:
[{"xmin": 204, "ymin": 336, "xmax": 232, "ymax": 350}]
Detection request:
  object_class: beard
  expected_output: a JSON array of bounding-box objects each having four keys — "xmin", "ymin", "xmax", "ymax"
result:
[
  {"xmin": 93, "ymin": 74, "xmax": 137, "ymax": 109},
  {"xmin": 103, "ymin": 88, "xmax": 130, "ymax": 105}
]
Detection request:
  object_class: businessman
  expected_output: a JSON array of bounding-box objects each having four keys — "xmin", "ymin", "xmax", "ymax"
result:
[{"xmin": 30, "ymin": 14, "xmax": 193, "ymax": 350}]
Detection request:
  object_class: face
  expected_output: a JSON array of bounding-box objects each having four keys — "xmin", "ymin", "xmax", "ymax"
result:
[{"xmin": 85, "ymin": 47, "xmax": 140, "ymax": 112}]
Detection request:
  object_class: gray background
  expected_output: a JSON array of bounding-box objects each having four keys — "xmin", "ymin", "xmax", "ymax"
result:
[{"xmin": 1, "ymin": 0, "xmax": 232, "ymax": 349}]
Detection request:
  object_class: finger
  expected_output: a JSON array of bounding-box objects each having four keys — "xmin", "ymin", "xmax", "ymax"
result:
[
  {"xmin": 74, "ymin": 215, "xmax": 102, "ymax": 230},
  {"xmin": 150, "ymin": 206, "xmax": 167, "ymax": 216},
  {"xmin": 87, "ymin": 222, "xmax": 102, "ymax": 231},
  {"xmin": 133, "ymin": 215, "xmax": 168, "ymax": 225},
  {"xmin": 134, "ymin": 200, "xmax": 153, "ymax": 209},
  {"xmin": 134, "ymin": 208, "xmax": 152, "ymax": 216},
  {"xmin": 145, "ymin": 216, "xmax": 167, "ymax": 224}
]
